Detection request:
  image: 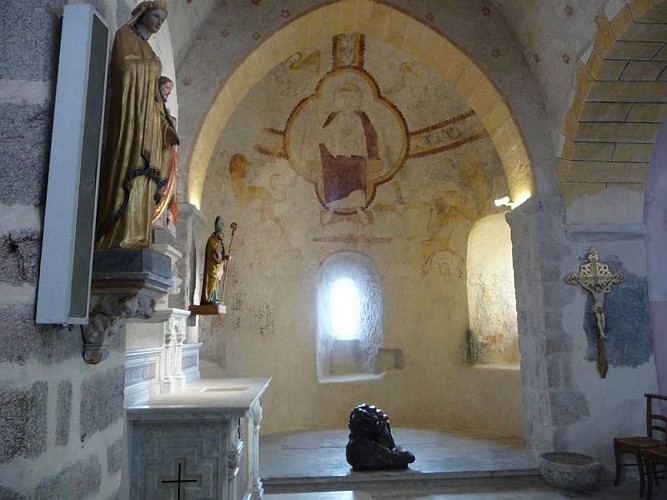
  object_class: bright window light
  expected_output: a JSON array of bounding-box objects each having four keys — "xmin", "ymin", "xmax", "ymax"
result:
[{"xmin": 330, "ymin": 277, "xmax": 361, "ymax": 340}]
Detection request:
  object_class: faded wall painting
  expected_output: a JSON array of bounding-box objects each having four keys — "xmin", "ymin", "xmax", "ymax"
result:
[
  {"xmin": 285, "ymin": 67, "xmax": 407, "ymax": 219},
  {"xmin": 283, "ymin": 34, "xmax": 407, "ymax": 220},
  {"xmin": 254, "ymin": 33, "xmax": 491, "ymax": 225},
  {"xmin": 199, "ymin": 31, "xmax": 520, "ymax": 436},
  {"xmin": 467, "ymin": 214, "xmax": 520, "ymax": 364}
]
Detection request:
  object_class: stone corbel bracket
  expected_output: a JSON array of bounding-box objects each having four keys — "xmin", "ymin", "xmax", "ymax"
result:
[
  {"xmin": 84, "ymin": 249, "xmax": 173, "ymax": 364},
  {"xmin": 83, "ymin": 294, "xmax": 156, "ymax": 364}
]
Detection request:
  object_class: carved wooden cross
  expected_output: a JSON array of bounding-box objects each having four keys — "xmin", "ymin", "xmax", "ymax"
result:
[
  {"xmin": 161, "ymin": 461, "xmax": 199, "ymax": 500},
  {"xmin": 564, "ymin": 247, "xmax": 625, "ymax": 378}
]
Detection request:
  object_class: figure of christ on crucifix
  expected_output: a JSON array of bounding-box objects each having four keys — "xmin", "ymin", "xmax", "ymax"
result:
[{"xmin": 564, "ymin": 247, "xmax": 625, "ymax": 378}]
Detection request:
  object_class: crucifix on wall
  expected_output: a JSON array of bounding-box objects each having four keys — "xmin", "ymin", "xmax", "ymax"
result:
[{"xmin": 564, "ymin": 247, "xmax": 625, "ymax": 378}]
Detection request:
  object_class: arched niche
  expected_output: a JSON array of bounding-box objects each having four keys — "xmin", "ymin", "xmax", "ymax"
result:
[
  {"xmin": 175, "ymin": 0, "xmax": 559, "ymax": 455},
  {"xmin": 316, "ymin": 252, "xmax": 384, "ymax": 382},
  {"xmin": 466, "ymin": 213, "xmax": 519, "ymax": 365}
]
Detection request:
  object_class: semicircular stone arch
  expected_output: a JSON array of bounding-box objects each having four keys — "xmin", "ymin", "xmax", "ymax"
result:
[
  {"xmin": 184, "ymin": 0, "xmax": 539, "ymax": 210},
  {"xmin": 559, "ymin": 0, "xmax": 667, "ymax": 223}
]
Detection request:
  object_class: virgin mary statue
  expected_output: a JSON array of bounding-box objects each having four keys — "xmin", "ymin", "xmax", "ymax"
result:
[{"xmin": 95, "ymin": 0, "xmax": 177, "ymax": 248}]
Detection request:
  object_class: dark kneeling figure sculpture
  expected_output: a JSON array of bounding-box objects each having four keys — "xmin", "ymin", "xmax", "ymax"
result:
[{"xmin": 346, "ymin": 404, "xmax": 415, "ymax": 471}]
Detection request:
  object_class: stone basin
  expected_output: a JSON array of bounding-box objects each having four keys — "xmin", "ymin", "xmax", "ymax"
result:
[{"xmin": 539, "ymin": 451, "xmax": 602, "ymax": 494}]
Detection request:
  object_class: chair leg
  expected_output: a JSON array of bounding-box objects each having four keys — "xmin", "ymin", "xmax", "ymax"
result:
[
  {"xmin": 638, "ymin": 452, "xmax": 647, "ymax": 498},
  {"xmin": 646, "ymin": 458, "xmax": 654, "ymax": 500},
  {"xmin": 614, "ymin": 443, "xmax": 622, "ymax": 486}
]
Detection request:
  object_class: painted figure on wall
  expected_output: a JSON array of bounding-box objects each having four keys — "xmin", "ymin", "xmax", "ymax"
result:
[
  {"xmin": 95, "ymin": 0, "xmax": 179, "ymax": 248},
  {"xmin": 284, "ymin": 68, "xmax": 408, "ymax": 220},
  {"xmin": 319, "ymin": 82, "xmax": 380, "ymax": 221},
  {"xmin": 229, "ymin": 153, "xmax": 285, "ymax": 235},
  {"xmin": 152, "ymin": 75, "xmax": 180, "ymax": 227},
  {"xmin": 201, "ymin": 216, "xmax": 230, "ymax": 305}
]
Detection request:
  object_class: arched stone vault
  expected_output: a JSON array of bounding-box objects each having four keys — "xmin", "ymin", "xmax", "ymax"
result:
[
  {"xmin": 560, "ymin": 0, "xmax": 667, "ymax": 215},
  {"xmin": 176, "ymin": 0, "xmax": 557, "ymax": 211}
]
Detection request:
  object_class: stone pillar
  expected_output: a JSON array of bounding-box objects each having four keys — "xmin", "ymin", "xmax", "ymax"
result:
[
  {"xmin": 0, "ymin": 2, "xmax": 133, "ymax": 497},
  {"xmin": 506, "ymin": 195, "xmax": 589, "ymax": 456}
]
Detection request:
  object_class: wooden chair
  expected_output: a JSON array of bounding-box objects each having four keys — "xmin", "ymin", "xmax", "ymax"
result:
[
  {"xmin": 644, "ymin": 445, "xmax": 667, "ymax": 500},
  {"xmin": 613, "ymin": 393, "xmax": 667, "ymax": 497}
]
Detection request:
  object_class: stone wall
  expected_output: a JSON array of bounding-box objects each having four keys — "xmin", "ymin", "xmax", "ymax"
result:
[
  {"xmin": 0, "ymin": 0, "xmax": 217, "ymax": 495},
  {"xmin": 0, "ymin": 2, "xmax": 126, "ymax": 498}
]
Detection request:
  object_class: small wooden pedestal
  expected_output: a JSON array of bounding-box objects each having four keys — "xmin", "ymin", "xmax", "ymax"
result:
[{"xmin": 189, "ymin": 304, "xmax": 226, "ymax": 315}]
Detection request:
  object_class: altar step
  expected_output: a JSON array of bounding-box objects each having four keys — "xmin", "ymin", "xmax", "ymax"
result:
[
  {"xmin": 262, "ymin": 467, "xmax": 544, "ymax": 495},
  {"xmin": 263, "ymin": 478, "xmax": 641, "ymax": 499}
]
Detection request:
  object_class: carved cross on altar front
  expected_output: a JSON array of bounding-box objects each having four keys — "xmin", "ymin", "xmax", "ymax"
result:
[
  {"xmin": 161, "ymin": 461, "xmax": 199, "ymax": 500},
  {"xmin": 564, "ymin": 247, "xmax": 625, "ymax": 378}
]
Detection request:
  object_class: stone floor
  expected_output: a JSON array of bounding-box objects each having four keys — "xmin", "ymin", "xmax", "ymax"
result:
[{"xmin": 260, "ymin": 428, "xmax": 653, "ymax": 499}]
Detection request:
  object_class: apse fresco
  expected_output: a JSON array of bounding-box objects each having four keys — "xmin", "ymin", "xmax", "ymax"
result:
[
  {"xmin": 210, "ymin": 33, "xmax": 503, "ymax": 229},
  {"xmin": 284, "ymin": 67, "xmax": 407, "ymax": 217},
  {"xmin": 200, "ymin": 30, "xmax": 518, "ymax": 434}
]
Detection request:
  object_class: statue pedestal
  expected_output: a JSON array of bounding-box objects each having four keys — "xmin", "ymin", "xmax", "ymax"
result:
[
  {"xmin": 84, "ymin": 249, "xmax": 172, "ymax": 364},
  {"xmin": 190, "ymin": 304, "xmax": 226, "ymax": 315},
  {"xmin": 92, "ymin": 248, "xmax": 173, "ymax": 293}
]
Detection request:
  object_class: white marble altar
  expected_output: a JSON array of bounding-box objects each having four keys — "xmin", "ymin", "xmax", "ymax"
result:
[
  {"xmin": 125, "ymin": 347, "xmax": 162, "ymax": 407},
  {"xmin": 127, "ymin": 377, "xmax": 270, "ymax": 500}
]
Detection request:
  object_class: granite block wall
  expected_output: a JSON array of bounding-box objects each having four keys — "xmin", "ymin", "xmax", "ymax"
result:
[{"xmin": 0, "ymin": 2, "xmax": 127, "ymax": 498}]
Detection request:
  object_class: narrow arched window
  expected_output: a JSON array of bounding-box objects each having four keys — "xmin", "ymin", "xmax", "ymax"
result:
[
  {"xmin": 330, "ymin": 277, "xmax": 362, "ymax": 340},
  {"xmin": 316, "ymin": 252, "xmax": 383, "ymax": 382}
]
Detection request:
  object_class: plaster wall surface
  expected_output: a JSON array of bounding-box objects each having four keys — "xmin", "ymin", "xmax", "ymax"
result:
[
  {"xmin": 177, "ymin": 0, "xmax": 662, "ymax": 468},
  {"xmin": 195, "ymin": 29, "xmax": 524, "ymax": 438},
  {"xmin": 645, "ymin": 120, "xmax": 667, "ymax": 392},
  {"xmin": 490, "ymin": 0, "xmax": 609, "ymax": 152},
  {"xmin": 467, "ymin": 213, "xmax": 520, "ymax": 364},
  {"xmin": 162, "ymin": 0, "xmax": 219, "ymax": 67},
  {"xmin": 559, "ymin": 239, "xmax": 657, "ymax": 469},
  {"xmin": 567, "ymin": 185, "xmax": 645, "ymax": 225},
  {"xmin": 176, "ymin": 0, "xmax": 557, "ymax": 205}
]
